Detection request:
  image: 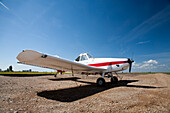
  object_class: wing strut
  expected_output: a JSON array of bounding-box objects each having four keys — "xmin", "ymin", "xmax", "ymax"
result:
[{"xmin": 71, "ymin": 65, "xmax": 74, "ymax": 76}]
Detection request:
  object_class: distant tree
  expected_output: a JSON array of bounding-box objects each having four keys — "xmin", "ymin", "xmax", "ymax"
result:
[
  {"xmin": 6, "ymin": 68, "xmax": 9, "ymax": 72},
  {"xmin": 9, "ymin": 65, "xmax": 13, "ymax": 72}
]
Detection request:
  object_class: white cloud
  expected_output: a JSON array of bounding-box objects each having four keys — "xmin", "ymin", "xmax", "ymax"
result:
[
  {"xmin": 133, "ymin": 59, "xmax": 159, "ymax": 70},
  {"xmin": 136, "ymin": 41, "xmax": 150, "ymax": 45},
  {"xmin": 133, "ymin": 62, "xmax": 139, "ymax": 67},
  {"xmin": 159, "ymin": 64, "xmax": 166, "ymax": 67},
  {"xmin": 132, "ymin": 59, "xmax": 170, "ymax": 72},
  {"xmin": 144, "ymin": 59, "xmax": 158, "ymax": 64},
  {"xmin": 138, "ymin": 63, "xmax": 149, "ymax": 69},
  {"xmin": 0, "ymin": 2, "xmax": 9, "ymax": 10}
]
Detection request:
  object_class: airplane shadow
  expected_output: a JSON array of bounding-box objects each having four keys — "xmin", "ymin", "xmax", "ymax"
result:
[
  {"xmin": 37, "ymin": 78, "xmax": 164, "ymax": 102},
  {"xmin": 49, "ymin": 77, "xmax": 81, "ymax": 81}
]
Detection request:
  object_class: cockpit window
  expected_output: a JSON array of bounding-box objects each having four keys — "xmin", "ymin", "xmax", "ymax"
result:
[
  {"xmin": 75, "ymin": 56, "xmax": 80, "ymax": 61},
  {"xmin": 87, "ymin": 53, "xmax": 92, "ymax": 58},
  {"xmin": 81, "ymin": 55, "xmax": 88, "ymax": 61},
  {"xmin": 75, "ymin": 53, "xmax": 93, "ymax": 62}
]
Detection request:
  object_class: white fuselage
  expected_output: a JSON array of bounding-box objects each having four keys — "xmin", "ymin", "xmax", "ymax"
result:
[{"xmin": 78, "ymin": 58, "xmax": 129, "ymax": 72}]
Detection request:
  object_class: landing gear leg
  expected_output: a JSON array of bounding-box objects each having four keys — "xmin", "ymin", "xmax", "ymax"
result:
[
  {"xmin": 96, "ymin": 72, "xmax": 105, "ymax": 86},
  {"xmin": 102, "ymin": 72, "xmax": 105, "ymax": 78},
  {"xmin": 110, "ymin": 72, "xmax": 118, "ymax": 83},
  {"xmin": 72, "ymin": 70, "xmax": 74, "ymax": 76},
  {"xmin": 71, "ymin": 66, "xmax": 74, "ymax": 76},
  {"xmin": 54, "ymin": 73, "xmax": 57, "ymax": 77},
  {"xmin": 115, "ymin": 72, "xmax": 123, "ymax": 80}
]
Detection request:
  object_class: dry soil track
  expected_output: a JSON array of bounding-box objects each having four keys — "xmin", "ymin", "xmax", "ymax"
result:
[{"xmin": 0, "ymin": 73, "xmax": 170, "ymax": 113}]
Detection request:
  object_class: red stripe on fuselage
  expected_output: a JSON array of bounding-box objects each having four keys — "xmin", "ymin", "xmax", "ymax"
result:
[{"xmin": 88, "ymin": 61, "xmax": 128, "ymax": 67}]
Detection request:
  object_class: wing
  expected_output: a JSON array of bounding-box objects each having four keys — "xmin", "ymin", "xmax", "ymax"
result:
[{"xmin": 16, "ymin": 50, "xmax": 106, "ymax": 73}]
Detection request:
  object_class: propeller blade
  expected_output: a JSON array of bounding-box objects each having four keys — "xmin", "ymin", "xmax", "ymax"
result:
[
  {"xmin": 129, "ymin": 62, "xmax": 132, "ymax": 73},
  {"xmin": 127, "ymin": 58, "xmax": 134, "ymax": 73}
]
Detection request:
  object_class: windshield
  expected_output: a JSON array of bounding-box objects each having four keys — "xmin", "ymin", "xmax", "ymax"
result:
[
  {"xmin": 81, "ymin": 55, "xmax": 88, "ymax": 61},
  {"xmin": 87, "ymin": 53, "xmax": 92, "ymax": 58}
]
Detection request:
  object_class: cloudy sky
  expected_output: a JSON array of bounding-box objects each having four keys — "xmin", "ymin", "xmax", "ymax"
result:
[{"xmin": 0, "ymin": 0, "xmax": 170, "ymax": 72}]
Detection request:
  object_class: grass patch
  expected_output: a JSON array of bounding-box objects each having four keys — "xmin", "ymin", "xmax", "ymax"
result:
[
  {"xmin": 137, "ymin": 72, "xmax": 156, "ymax": 74},
  {"xmin": 165, "ymin": 73, "xmax": 170, "ymax": 75},
  {"xmin": 0, "ymin": 72, "xmax": 72, "ymax": 75}
]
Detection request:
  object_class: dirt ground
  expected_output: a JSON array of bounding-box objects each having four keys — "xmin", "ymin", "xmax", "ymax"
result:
[{"xmin": 0, "ymin": 73, "xmax": 170, "ymax": 113}]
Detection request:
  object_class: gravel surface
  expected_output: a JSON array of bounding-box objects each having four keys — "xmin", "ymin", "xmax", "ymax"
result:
[{"xmin": 0, "ymin": 73, "xmax": 170, "ymax": 113}]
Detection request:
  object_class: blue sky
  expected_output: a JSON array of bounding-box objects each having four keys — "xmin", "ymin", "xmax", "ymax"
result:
[{"xmin": 0, "ymin": 0, "xmax": 170, "ymax": 72}]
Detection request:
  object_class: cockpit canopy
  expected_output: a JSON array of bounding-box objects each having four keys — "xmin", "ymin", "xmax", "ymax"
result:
[{"xmin": 75, "ymin": 53, "xmax": 93, "ymax": 62}]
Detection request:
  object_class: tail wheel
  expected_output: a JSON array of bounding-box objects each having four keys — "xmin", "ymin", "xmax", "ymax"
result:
[
  {"xmin": 97, "ymin": 78, "xmax": 105, "ymax": 86},
  {"xmin": 111, "ymin": 76, "xmax": 118, "ymax": 83}
]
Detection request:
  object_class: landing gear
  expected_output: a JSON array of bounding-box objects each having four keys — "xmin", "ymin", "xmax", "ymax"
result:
[
  {"xmin": 110, "ymin": 72, "xmax": 118, "ymax": 83},
  {"xmin": 54, "ymin": 74, "xmax": 57, "ymax": 77},
  {"xmin": 97, "ymin": 77, "xmax": 105, "ymax": 86},
  {"xmin": 96, "ymin": 72, "xmax": 119, "ymax": 86},
  {"xmin": 111, "ymin": 76, "xmax": 118, "ymax": 83},
  {"xmin": 54, "ymin": 72, "xmax": 58, "ymax": 77}
]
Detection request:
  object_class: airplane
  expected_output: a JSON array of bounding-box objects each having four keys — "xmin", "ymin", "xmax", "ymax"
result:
[{"xmin": 16, "ymin": 50, "xmax": 134, "ymax": 86}]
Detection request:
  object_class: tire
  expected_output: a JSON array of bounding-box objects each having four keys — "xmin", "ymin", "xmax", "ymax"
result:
[
  {"xmin": 111, "ymin": 76, "xmax": 118, "ymax": 83},
  {"xmin": 97, "ymin": 78, "xmax": 105, "ymax": 86}
]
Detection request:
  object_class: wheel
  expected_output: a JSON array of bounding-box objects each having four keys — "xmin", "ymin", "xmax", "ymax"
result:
[
  {"xmin": 97, "ymin": 78, "xmax": 105, "ymax": 86},
  {"xmin": 111, "ymin": 76, "xmax": 118, "ymax": 83}
]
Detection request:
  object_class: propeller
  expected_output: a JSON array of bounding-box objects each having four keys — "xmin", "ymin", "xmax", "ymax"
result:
[{"xmin": 127, "ymin": 58, "xmax": 134, "ymax": 73}]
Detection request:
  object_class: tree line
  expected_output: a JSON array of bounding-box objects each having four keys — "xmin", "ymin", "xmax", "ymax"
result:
[{"xmin": 0, "ymin": 65, "xmax": 13, "ymax": 72}]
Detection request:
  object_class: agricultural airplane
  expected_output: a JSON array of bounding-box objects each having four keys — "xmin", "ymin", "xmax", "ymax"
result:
[{"xmin": 17, "ymin": 50, "xmax": 134, "ymax": 86}]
